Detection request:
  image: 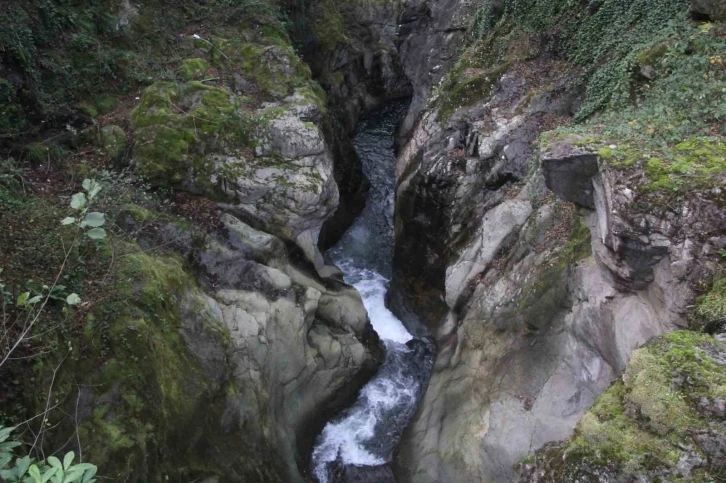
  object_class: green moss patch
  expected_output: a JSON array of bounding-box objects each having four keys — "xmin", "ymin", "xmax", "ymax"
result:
[
  {"xmin": 180, "ymin": 58, "xmax": 210, "ymax": 81},
  {"xmin": 517, "ymin": 212, "xmax": 591, "ymax": 331},
  {"xmin": 524, "ymin": 331, "xmax": 726, "ymax": 479},
  {"xmin": 75, "ymin": 247, "xmax": 230, "ymax": 478},
  {"xmin": 311, "ymin": 0, "xmax": 348, "ymax": 51},
  {"xmin": 131, "ymin": 80, "xmax": 254, "ymax": 187},
  {"xmin": 438, "ymin": 63, "xmax": 510, "ymax": 121},
  {"xmin": 579, "ymin": 135, "xmax": 726, "ymax": 193}
]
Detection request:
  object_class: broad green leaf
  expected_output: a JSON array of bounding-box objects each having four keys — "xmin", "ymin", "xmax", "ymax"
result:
[
  {"xmin": 85, "ymin": 228, "xmax": 106, "ymax": 240},
  {"xmin": 62, "ymin": 453, "xmax": 74, "ymax": 471},
  {"xmin": 66, "ymin": 465, "xmax": 93, "ymax": 472},
  {"xmin": 28, "ymin": 465, "xmax": 41, "ymax": 483},
  {"xmin": 51, "ymin": 468, "xmax": 63, "ymax": 483},
  {"xmin": 27, "ymin": 295, "xmax": 43, "ymax": 305},
  {"xmin": 0, "ymin": 426, "xmax": 14, "ymax": 440},
  {"xmin": 83, "ymin": 180, "xmax": 102, "ymax": 200},
  {"xmin": 70, "ymin": 193, "xmax": 86, "ymax": 211},
  {"xmin": 16, "ymin": 292, "xmax": 29, "ymax": 306},
  {"xmin": 65, "ymin": 294, "xmax": 81, "ymax": 306},
  {"xmin": 0, "ymin": 468, "xmax": 15, "ymax": 479},
  {"xmin": 47, "ymin": 457, "xmax": 62, "ymax": 470},
  {"xmin": 0, "ymin": 441, "xmax": 21, "ymax": 450},
  {"xmin": 41, "ymin": 466, "xmax": 58, "ymax": 483},
  {"xmin": 80, "ymin": 467, "xmax": 96, "ymax": 483},
  {"xmin": 16, "ymin": 456, "xmax": 31, "ymax": 477},
  {"xmin": 80, "ymin": 213, "xmax": 105, "ymax": 228},
  {"xmin": 63, "ymin": 473, "xmax": 82, "ymax": 483},
  {"xmin": 0, "ymin": 452, "xmax": 11, "ymax": 468},
  {"xmin": 61, "ymin": 217, "xmax": 76, "ymax": 226}
]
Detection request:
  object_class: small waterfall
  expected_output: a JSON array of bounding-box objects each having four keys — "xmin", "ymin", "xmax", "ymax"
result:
[{"xmin": 311, "ymin": 103, "xmax": 434, "ymax": 483}]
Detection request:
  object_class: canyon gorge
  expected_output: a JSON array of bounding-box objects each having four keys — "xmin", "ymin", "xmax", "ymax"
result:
[{"xmin": 0, "ymin": 0, "xmax": 725, "ymax": 482}]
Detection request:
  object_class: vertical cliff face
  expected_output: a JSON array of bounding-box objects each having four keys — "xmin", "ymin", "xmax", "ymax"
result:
[{"xmin": 388, "ymin": 0, "xmax": 726, "ymax": 480}]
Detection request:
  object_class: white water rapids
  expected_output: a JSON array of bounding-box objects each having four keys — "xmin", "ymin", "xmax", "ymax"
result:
[{"xmin": 311, "ymin": 103, "xmax": 433, "ymax": 483}]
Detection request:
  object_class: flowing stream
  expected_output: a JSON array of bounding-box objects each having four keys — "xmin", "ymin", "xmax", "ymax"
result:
[{"xmin": 311, "ymin": 103, "xmax": 434, "ymax": 483}]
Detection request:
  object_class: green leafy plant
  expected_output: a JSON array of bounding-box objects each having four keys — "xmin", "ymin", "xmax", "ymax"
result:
[
  {"xmin": 61, "ymin": 179, "xmax": 107, "ymax": 242},
  {"xmin": 1, "ymin": 179, "xmax": 106, "ymax": 367},
  {"xmin": 468, "ymin": 0, "xmax": 695, "ymax": 119},
  {"xmin": 0, "ymin": 425, "xmax": 97, "ymax": 483}
]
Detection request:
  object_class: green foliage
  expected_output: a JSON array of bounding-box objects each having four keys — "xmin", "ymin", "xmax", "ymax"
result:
[
  {"xmin": 62, "ymin": 179, "xmax": 107, "ymax": 242},
  {"xmin": 583, "ymin": 25, "xmax": 726, "ymax": 144},
  {"xmin": 0, "ymin": 425, "xmax": 97, "ymax": 483},
  {"xmin": 470, "ymin": 0, "xmax": 695, "ymax": 119},
  {"xmin": 537, "ymin": 20, "xmax": 726, "ymax": 199},
  {"xmin": 0, "ymin": 1, "xmax": 134, "ymax": 137},
  {"xmin": 0, "ymin": 0, "xmax": 290, "ymax": 141},
  {"xmin": 0, "ymin": 158, "xmax": 25, "ymax": 207}
]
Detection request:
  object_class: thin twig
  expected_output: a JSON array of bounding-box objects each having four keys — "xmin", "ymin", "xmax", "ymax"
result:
[
  {"xmin": 31, "ymin": 349, "xmax": 70, "ymax": 455},
  {"xmin": 75, "ymin": 388, "xmax": 83, "ymax": 462}
]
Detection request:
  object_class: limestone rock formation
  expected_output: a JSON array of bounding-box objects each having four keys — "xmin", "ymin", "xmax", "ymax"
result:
[
  {"xmin": 391, "ymin": 50, "xmax": 724, "ymax": 483},
  {"xmin": 72, "ymin": 209, "xmax": 384, "ymax": 483},
  {"xmin": 192, "ymin": 214, "xmax": 383, "ymax": 482},
  {"xmin": 516, "ymin": 331, "xmax": 726, "ymax": 482},
  {"xmin": 131, "ymin": 37, "xmax": 342, "ymax": 270}
]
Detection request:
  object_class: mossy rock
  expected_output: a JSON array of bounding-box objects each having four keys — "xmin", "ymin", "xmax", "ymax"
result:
[
  {"xmin": 519, "ymin": 331, "xmax": 726, "ymax": 480},
  {"xmin": 635, "ymin": 42, "xmax": 669, "ymax": 67},
  {"xmin": 564, "ymin": 134, "xmax": 726, "ymax": 194},
  {"xmin": 235, "ymin": 42, "xmax": 318, "ymax": 99},
  {"xmin": 311, "ymin": 0, "xmax": 347, "ymax": 51},
  {"xmin": 438, "ymin": 63, "xmax": 510, "ymax": 121},
  {"xmin": 72, "ymin": 249, "xmax": 235, "ymax": 480},
  {"xmin": 180, "ymin": 58, "xmax": 210, "ymax": 81},
  {"xmin": 131, "ymin": 80, "xmax": 255, "ymax": 189},
  {"xmin": 517, "ymin": 213, "xmax": 591, "ymax": 331},
  {"xmin": 121, "ymin": 203, "xmax": 154, "ymax": 223}
]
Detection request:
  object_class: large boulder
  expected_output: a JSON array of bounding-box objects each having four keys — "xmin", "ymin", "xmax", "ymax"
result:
[
  {"xmin": 517, "ymin": 331, "xmax": 726, "ymax": 482},
  {"xmin": 194, "ymin": 214, "xmax": 383, "ymax": 482},
  {"xmin": 132, "ymin": 79, "xmax": 338, "ymax": 269},
  {"xmin": 692, "ymin": 0, "xmax": 726, "ymax": 20}
]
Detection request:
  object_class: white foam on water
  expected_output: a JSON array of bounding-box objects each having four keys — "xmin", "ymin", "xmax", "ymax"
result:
[
  {"xmin": 312, "ymin": 412, "xmax": 386, "ymax": 482},
  {"xmin": 311, "ymin": 262, "xmax": 416, "ymax": 483},
  {"xmin": 340, "ymin": 264, "xmax": 412, "ymax": 345}
]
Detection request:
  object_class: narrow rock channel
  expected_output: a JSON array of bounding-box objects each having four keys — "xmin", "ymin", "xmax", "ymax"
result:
[{"xmin": 311, "ymin": 103, "xmax": 435, "ymax": 483}]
